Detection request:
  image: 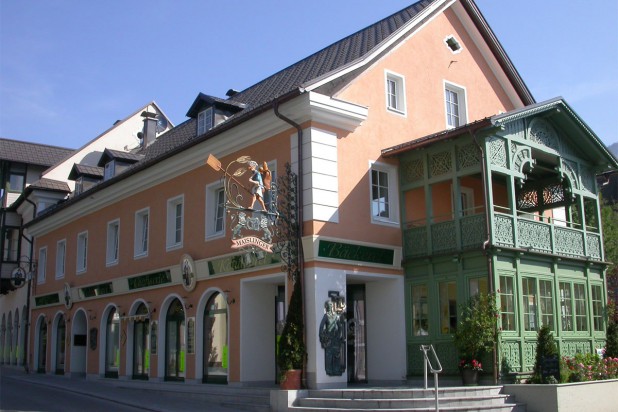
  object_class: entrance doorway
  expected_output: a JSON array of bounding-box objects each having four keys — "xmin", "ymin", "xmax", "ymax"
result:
[
  {"xmin": 105, "ymin": 308, "xmax": 120, "ymax": 378},
  {"xmin": 55, "ymin": 315, "xmax": 66, "ymax": 375},
  {"xmin": 165, "ymin": 299, "xmax": 185, "ymax": 381},
  {"xmin": 203, "ymin": 292, "xmax": 228, "ymax": 383},
  {"xmin": 274, "ymin": 285, "xmax": 285, "ymax": 383},
  {"xmin": 132, "ymin": 303, "xmax": 150, "ymax": 379},
  {"xmin": 346, "ymin": 285, "xmax": 367, "ymax": 383},
  {"xmin": 37, "ymin": 318, "xmax": 47, "ymax": 373}
]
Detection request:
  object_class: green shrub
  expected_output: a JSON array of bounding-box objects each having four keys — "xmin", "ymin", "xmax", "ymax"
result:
[
  {"xmin": 531, "ymin": 325, "xmax": 558, "ymax": 383},
  {"xmin": 605, "ymin": 322, "xmax": 618, "ymax": 358}
]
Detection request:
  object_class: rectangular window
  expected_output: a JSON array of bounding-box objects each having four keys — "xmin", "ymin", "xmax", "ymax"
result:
[
  {"xmin": 2, "ymin": 227, "xmax": 19, "ymax": 262},
  {"xmin": 591, "ymin": 284, "xmax": 604, "ymax": 331},
  {"xmin": 439, "ymin": 281, "xmax": 457, "ymax": 335},
  {"xmin": 55, "ymin": 240, "xmax": 66, "ymax": 279},
  {"xmin": 573, "ymin": 283, "xmax": 587, "ymax": 331},
  {"xmin": 104, "ymin": 161, "xmax": 115, "ymax": 181},
  {"xmin": 37, "ymin": 247, "xmax": 47, "ymax": 284},
  {"xmin": 106, "ymin": 220, "xmax": 120, "ymax": 265},
  {"xmin": 77, "ymin": 231, "xmax": 88, "ymax": 274},
  {"xmin": 205, "ymin": 184, "xmax": 225, "ymax": 239},
  {"xmin": 134, "ymin": 208, "xmax": 149, "ymax": 258},
  {"xmin": 539, "ymin": 280, "xmax": 554, "ymax": 330},
  {"xmin": 7, "ymin": 163, "xmax": 26, "ymax": 192},
  {"xmin": 444, "ymin": 82, "xmax": 467, "ymax": 128},
  {"xmin": 370, "ymin": 162, "xmax": 399, "ymax": 225},
  {"xmin": 469, "ymin": 277, "xmax": 488, "ymax": 297},
  {"xmin": 166, "ymin": 196, "xmax": 184, "ymax": 250},
  {"xmin": 385, "ymin": 71, "xmax": 406, "ymax": 114},
  {"xmin": 559, "ymin": 282, "xmax": 573, "ymax": 332},
  {"xmin": 522, "ymin": 278, "xmax": 537, "ymax": 331},
  {"xmin": 411, "ymin": 284, "xmax": 429, "ymax": 336},
  {"xmin": 197, "ymin": 107, "xmax": 213, "ymax": 135},
  {"xmin": 499, "ymin": 276, "xmax": 516, "ymax": 331}
]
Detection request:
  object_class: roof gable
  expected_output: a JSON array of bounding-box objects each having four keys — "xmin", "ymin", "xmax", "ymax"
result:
[{"xmin": 0, "ymin": 138, "xmax": 73, "ymax": 167}]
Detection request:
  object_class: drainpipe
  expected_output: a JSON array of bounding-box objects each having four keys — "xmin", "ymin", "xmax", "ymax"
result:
[
  {"xmin": 470, "ymin": 129, "xmax": 498, "ymax": 385},
  {"xmin": 273, "ymin": 98, "xmax": 307, "ymax": 384}
]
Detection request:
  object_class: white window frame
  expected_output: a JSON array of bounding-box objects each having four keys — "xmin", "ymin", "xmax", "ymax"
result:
[
  {"xmin": 369, "ymin": 161, "xmax": 399, "ymax": 226},
  {"xmin": 444, "ymin": 80, "xmax": 467, "ymax": 129},
  {"xmin": 166, "ymin": 195, "xmax": 184, "ymax": 250},
  {"xmin": 197, "ymin": 107, "xmax": 213, "ymax": 136},
  {"xmin": 205, "ymin": 182, "xmax": 226, "ymax": 240},
  {"xmin": 384, "ymin": 70, "xmax": 407, "ymax": 116},
  {"xmin": 106, "ymin": 219, "xmax": 120, "ymax": 266},
  {"xmin": 134, "ymin": 208, "xmax": 150, "ymax": 258},
  {"xmin": 77, "ymin": 231, "xmax": 88, "ymax": 274},
  {"xmin": 37, "ymin": 247, "xmax": 47, "ymax": 284},
  {"xmin": 55, "ymin": 239, "xmax": 66, "ymax": 279}
]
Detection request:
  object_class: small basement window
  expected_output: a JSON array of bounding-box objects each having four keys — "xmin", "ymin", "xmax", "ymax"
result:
[{"xmin": 444, "ymin": 35, "xmax": 462, "ymax": 53}]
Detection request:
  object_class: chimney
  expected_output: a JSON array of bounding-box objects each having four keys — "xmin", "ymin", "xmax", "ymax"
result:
[{"xmin": 141, "ymin": 111, "xmax": 157, "ymax": 147}]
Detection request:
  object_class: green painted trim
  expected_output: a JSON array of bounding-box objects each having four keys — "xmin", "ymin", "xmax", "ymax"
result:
[
  {"xmin": 35, "ymin": 293, "xmax": 60, "ymax": 307},
  {"xmin": 79, "ymin": 282, "xmax": 113, "ymax": 299},
  {"xmin": 207, "ymin": 252, "xmax": 281, "ymax": 276},
  {"xmin": 317, "ymin": 240, "xmax": 395, "ymax": 265},
  {"xmin": 127, "ymin": 271, "xmax": 171, "ymax": 290}
]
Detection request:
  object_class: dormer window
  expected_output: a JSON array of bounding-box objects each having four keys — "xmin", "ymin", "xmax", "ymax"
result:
[
  {"xmin": 104, "ymin": 161, "xmax": 115, "ymax": 181},
  {"xmin": 197, "ymin": 107, "xmax": 213, "ymax": 136}
]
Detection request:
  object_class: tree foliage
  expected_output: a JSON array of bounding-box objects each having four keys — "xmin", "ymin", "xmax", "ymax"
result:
[
  {"xmin": 454, "ymin": 293, "xmax": 499, "ymax": 361},
  {"xmin": 532, "ymin": 325, "xmax": 558, "ymax": 383},
  {"xmin": 277, "ymin": 278, "xmax": 305, "ymax": 373},
  {"xmin": 601, "ymin": 200, "xmax": 618, "ymax": 323}
]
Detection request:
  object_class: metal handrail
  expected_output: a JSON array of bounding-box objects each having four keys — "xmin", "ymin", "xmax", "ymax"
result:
[{"xmin": 420, "ymin": 344, "xmax": 442, "ymax": 411}]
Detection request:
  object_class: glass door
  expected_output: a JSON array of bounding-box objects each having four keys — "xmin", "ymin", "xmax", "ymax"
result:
[
  {"xmin": 346, "ymin": 285, "xmax": 367, "ymax": 383},
  {"xmin": 275, "ymin": 285, "xmax": 285, "ymax": 383},
  {"xmin": 55, "ymin": 316, "xmax": 65, "ymax": 375},
  {"xmin": 38, "ymin": 321, "xmax": 47, "ymax": 373},
  {"xmin": 165, "ymin": 299, "xmax": 186, "ymax": 381},
  {"xmin": 105, "ymin": 308, "xmax": 120, "ymax": 378},
  {"xmin": 203, "ymin": 292, "xmax": 228, "ymax": 383},
  {"xmin": 132, "ymin": 304, "xmax": 150, "ymax": 379}
]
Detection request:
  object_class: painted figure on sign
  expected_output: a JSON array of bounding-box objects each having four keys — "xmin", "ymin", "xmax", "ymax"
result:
[
  {"xmin": 319, "ymin": 300, "xmax": 346, "ymax": 376},
  {"xmin": 259, "ymin": 161, "xmax": 272, "ymax": 211},
  {"xmin": 248, "ymin": 161, "xmax": 267, "ymax": 210}
]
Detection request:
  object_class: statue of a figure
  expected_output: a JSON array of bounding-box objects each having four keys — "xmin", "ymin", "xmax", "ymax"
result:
[{"xmin": 319, "ymin": 300, "xmax": 346, "ymax": 376}]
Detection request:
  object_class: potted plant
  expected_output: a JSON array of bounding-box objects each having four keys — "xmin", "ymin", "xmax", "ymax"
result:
[
  {"xmin": 277, "ymin": 279, "xmax": 306, "ymax": 389},
  {"xmin": 454, "ymin": 292, "xmax": 499, "ymax": 385}
]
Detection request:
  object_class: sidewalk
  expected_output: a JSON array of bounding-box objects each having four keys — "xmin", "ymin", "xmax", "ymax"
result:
[{"xmin": 0, "ymin": 365, "xmax": 272, "ymax": 412}]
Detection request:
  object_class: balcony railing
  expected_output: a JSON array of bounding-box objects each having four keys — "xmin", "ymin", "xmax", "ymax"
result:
[{"xmin": 404, "ymin": 208, "xmax": 602, "ymax": 261}]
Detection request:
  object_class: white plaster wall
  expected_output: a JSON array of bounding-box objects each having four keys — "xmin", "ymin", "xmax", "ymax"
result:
[
  {"xmin": 240, "ymin": 280, "xmax": 278, "ymax": 383},
  {"xmin": 365, "ymin": 276, "xmax": 407, "ymax": 382}
]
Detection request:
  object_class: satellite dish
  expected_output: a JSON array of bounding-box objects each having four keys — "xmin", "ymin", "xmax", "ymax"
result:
[
  {"xmin": 155, "ymin": 114, "xmax": 168, "ymax": 133},
  {"xmin": 10, "ymin": 267, "xmax": 26, "ymax": 288}
]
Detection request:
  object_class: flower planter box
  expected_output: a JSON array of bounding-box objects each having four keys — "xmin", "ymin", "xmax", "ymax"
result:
[{"xmin": 503, "ymin": 379, "xmax": 618, "ymax": 412}]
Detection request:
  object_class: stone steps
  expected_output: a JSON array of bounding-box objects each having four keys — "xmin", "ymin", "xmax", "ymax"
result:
[{"xmin": 284, "ymin": 386, "xmax": 526, "ymax": 412}]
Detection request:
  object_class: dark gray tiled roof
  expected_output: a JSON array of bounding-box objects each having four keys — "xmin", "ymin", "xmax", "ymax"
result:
[
  {"xmin": 28, "ymin": 178, "xmax": 71, "ymax": 192},
  {"xmin": 140, "ymin": 118, "xmax": 197, "ymax": 162},
  {"xmin": 98, "ymin": 148, "xmax": 144, "ymax": 166},
  {"xmin": 68, "ymin": 163, "xmax": 104, "ymax": 180},
  {"xmin": 0, "ymin": 137, "xmax": 73, "ymax": 167},
  {"xmin": 228, "ymin": 0, "xmax": 434, "ymax": 108}
]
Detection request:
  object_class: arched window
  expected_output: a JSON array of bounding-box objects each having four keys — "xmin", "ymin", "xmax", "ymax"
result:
[
  {"xmin": 165, "ymin": 299, "xmax": 185, "ymax": 381},
  {"xmin": 133, "ymin": 303, "xmax": 150, "ymax": 379},
  {"xmin": 203, "ymin": 292, "xmax": 228, "ymax": 383},
  {"xmin": 105, "ymin": 308, "xmax": 120, "ymax": 378}
]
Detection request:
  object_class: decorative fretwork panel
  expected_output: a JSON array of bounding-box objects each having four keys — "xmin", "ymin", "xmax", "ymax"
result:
[
  {"xmin": 518, "ymin": 220, "xmax": 551, "ymax": 252},
  {"xmin": 488, "ymin": 136, "xmax": 508, "ymax": 169},
  {"xmin": 494, "ymin": 215, "xmax": 515, "ymax": 247},
  {"xmin": 434, "ymin": 342, "xmax": 460, "ymax": 374},
  {"xmin": 501, "ymin": 341, "xmax": 521, "ymax": 371},
  {"xmin": 561, "ymin": 139, "xmax": 577, "ymax": 159},
  {"xmin": 562, "ymin": 159, "xmax": 580, "ymax": 190},
  {"xmin": 456, "ymin": 144, "xmax": 481, "ymax": 170},
  {"xmin": 401, "ymin": 158, "xmax": 424, "ymax": 185},
  {"xmin": 504, "ymin": 120, "xmax": 525, "ymax": 140},
  {"xmin": 543, "ymin": 183, "xmax": 565, "ymax": 206},
  {"xmin": 554, "ymin": 227, "xmax": 585, "ymax": 257},
  {"xmin": 517, "ymin": 188, "xmax": 538, "ymax": 210},
  {"xmin": 580, "ymin": 166, "xmax": 595, "ymax": 193},
  {"xmin": 404, "ymin": 227, "xmax": 428, "ymax": 258},
  {"xmin": 430, "ymin": 151, "xmax": 452, "ymax": 177},
  {"xmin": 561, "ymin": 341, "xmax": 591, "ymax": 357},
  {"xmin": 460, "ymin": 215, "xmax": 486, "ymax": 249},
  {"xmin": 528, "ymin": 118, "xmax": 560, "ymax": 151},
  {"xmin": 510, "ymin": 143, "xmax": 533, "ymax": 175},
  {"xmin": 523, "ymin": 341, "xmax": 537, "ymax": 371},
  {"xmin": 431, "ymin": 221, "xmax": 457, "ymax": 253},
  {"xmin": 586, "ymin": 234, "xmax": 602, "ymax": 260}
]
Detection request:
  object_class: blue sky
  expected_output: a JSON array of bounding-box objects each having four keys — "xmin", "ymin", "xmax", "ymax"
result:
[{"xmin": 1, "ymin": 1, "xmax": 616, "ymax": 150}]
